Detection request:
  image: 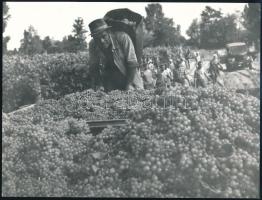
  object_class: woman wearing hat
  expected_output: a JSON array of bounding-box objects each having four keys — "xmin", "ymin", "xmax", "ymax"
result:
[{"xmin": 88, "ymin": 18, "xmax": 144, "ymax": 92}]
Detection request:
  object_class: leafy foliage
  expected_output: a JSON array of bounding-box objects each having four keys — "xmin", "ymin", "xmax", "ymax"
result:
[
  {"xmin": 200, "ymin": 6, "xmax": 224, "ymax": 48},
  {"xmin": 72, "ymin": 17, "xmax": 88, "ymax": 51},
  {"xmin": 220, "ymin": 14, "xmax": 238, "ymax": 43},
  {"xmin": 17, "ymin": 17, "xmax": 88, "ymax": 55},
  {"xmin": 3, "ymin": 2, "xmax": 11, "ymax": 53},
  {"xmin": 61, "ymin": 17, "xmax": 88, "ymax": 53},
  {"xmin": 19, "ymin": 26, "xmax": 44, "ymax": 55},
  {"xmin": 144, "ymin": 3, "xmax": 185, "ymax": 47},
  {"xmin": 2, "ymin": 52, "xmax": 90, "ymax": 112},
  {"xmin": 42, "ymin": 36, "xmax": 54, "ymax": 54},
  {"xmin": 187, "ymin": 6, "xmax": 240, "ymax": 48},
  {"xmin": 3, "ymin": 2, "xmax": 11, "ymax": 32},
  {"xmin": 242, "ymin": 3, "xmax": 261, "ymax": 50},
  {"xmin": 3, "ymin": 36, "xmax": 11, "ymax": 54},
  {"xmin": 186, "ymin": 19, "xmax": 200, "ymax": 47}
]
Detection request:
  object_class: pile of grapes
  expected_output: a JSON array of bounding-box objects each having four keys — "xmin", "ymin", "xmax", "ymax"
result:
[
  {"xmin": 8, "ymin": 88, "xmax": 155, "ymax": 123},
  {"xmin": 2, "ymin": 85, "xmax": 260, "ymax": 197}
]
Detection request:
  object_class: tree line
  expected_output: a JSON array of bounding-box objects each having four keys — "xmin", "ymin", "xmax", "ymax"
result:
[
  {"xmin": 5, "ymin": 17, "xmax": 88, "ymax": 55},
  {"xmin": 18, "ymin": 17, "xmax": 87, "ymax": 55},
  {"xmin": 186, "ymin": 4, "xmax": 260, "ymax": 49},
  {"xmin": 2, "ymin": 3, "xmax": 261, "ymax": 55},
  {"xmin": 3, "ymin": 2, "xmax": 88, "ymax": 55}
]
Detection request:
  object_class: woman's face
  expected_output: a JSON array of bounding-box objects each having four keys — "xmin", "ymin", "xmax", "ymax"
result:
[{"xmin": 94, "ymin": 31, "xmax": 111, "ymax": 49}]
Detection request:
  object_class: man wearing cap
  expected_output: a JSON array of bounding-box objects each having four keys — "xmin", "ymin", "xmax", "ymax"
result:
[{"xmin": 88, "ymin": 18, "xmax": 144, "ymax": 92}]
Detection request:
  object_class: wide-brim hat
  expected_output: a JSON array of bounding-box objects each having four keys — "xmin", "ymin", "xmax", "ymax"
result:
[{"xmin": 88, "ymin": 18, "xmax": 112, "ymax": 37}]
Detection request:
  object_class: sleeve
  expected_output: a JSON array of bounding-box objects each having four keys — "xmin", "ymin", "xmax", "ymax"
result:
[
  {"xmin": 119, "ymin": 33, "xmax": 139, "ymax": 68},
  {"xmin": 89, "ymin": 39, "xmax": 101, "ymax": 88},
  {"xmin": 89, "ymin": 39, "xmax": 99, "ymax": 72}
]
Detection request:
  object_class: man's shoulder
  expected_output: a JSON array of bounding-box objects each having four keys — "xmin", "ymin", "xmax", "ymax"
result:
[{"xmin": 113, "ymin": 31, "xmax": 131, "ymax": 41}]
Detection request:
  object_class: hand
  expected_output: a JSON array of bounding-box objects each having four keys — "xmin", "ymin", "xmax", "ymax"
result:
[
  {"xmin": 126, "ymin": 84, "xmax": 135, "ymax": 91},
  {"xmin": 94, "ymin": 85, "xmax": 104, "ymax": 91},
  {"xmin": 98, "ymin": 86, "xmax": 104, "ymax": 91}
]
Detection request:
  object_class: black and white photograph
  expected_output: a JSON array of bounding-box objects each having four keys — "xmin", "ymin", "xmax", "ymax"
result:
[{"xmin": 2, "ymin": 1, "xmax": 260, "ymax": 198}]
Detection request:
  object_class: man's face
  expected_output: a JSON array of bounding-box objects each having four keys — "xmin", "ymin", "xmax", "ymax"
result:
[{"xmin": 94, "ymin": 31, "xmax": 111, "ymax": 49}]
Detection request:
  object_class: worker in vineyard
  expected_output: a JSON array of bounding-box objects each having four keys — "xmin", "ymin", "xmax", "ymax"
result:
[
  {"xmin": 184, "ymin": 48, "xmax": 191, "ymax": 69},
  {"xmin": 142, "ymin": 62, "xmax": 155, "ymax": 89},
  {"xmin": 194, "ymin": 51, "xmax": 201, "ymax": 65},
  {"xmin": 88, "ymin": 19, "xmax": 144, "ymax": 92},
  {"xmin": 155, "ymin": 64, "xmax": 165, "ymax": 88},
  {"xmin": 154, "ymin": 60, "xmax": 160, "ymax": 82},
  {"xmin": 147, "ymin": 57, "xmax": 155, "ymax": 72},
  {"xmin": 173, "ymin": 55, "xmax": 190, "ymax": 86},
  {"xmin": 151, "ymin": 56, "xmax": 159, "ymax": 79},
  {"xmin": 207, "ymin": 54, "xmax": 223, "ymax": 85},
  {"xmin": 162, "ymin": 64, "xmax": 173, "ymax": 88},
  {"xmin": 169, "ymin": 58, "xmax": 175, "ymax": 71},
  {"xmin": 245, "ymin": 54, "xmax": 254, "ymax": 70},
  {"xmin": 194, "ymin": 61, "xmax": 206, "ymax": 88}
]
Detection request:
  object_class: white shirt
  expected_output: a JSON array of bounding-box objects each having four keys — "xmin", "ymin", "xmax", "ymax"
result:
[
  {"xmin": 194, "ymin": 52, "xmax": 201, "ymax": 62},
  {"xmin": 162, "ymin": 68, "xmax": 172, "ymax": 80}
]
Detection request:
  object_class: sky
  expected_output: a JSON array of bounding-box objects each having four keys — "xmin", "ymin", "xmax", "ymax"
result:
[{"xmin": 4, "ymin": 2, "xmax": 247, "ymax": 50}]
